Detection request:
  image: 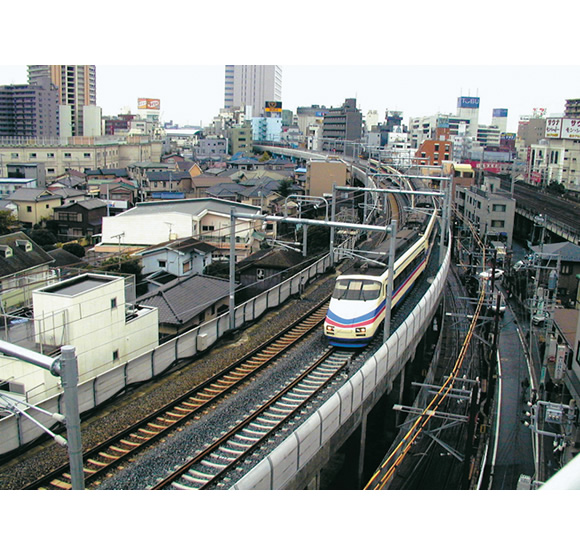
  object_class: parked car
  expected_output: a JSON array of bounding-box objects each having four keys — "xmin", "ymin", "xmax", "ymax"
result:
[
  {"xmin": 479, "ymin": 269, "xmax": 505, "ymax": 281},
  {"xmin": 532, "ymin": 310, "xmax": 550, "ymax": 325}
]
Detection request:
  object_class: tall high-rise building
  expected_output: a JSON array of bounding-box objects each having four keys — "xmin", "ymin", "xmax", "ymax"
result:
[
  {"xmin": 0, "ymin": 82, "xmax": 59, "ymax": 138},
  {"xmin": 224, "ymin": 65, "xmax": 282, "ymax": 118},
  {"xmin": 28, "ymin": 65, "xmax": 96, "ymax": 137}
]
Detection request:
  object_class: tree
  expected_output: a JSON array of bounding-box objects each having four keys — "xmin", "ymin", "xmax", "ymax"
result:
[
  {"xmin": 27, "ymin": 229, "xmax": 57, "ymax": 248},
  {"xmin": 62, "ymin": 242, "xmax": 85, "ymax": 258},
  {"xmin": 204, "ymin": 261, "xmax": 230, "ymax": 279},
  {"xmin": 0, "ymin": 210, "xmax": 18, "ymax": 236},
  {"xmin": 277, "ymin": 178, "xmax": 294, "ymax": 198}
]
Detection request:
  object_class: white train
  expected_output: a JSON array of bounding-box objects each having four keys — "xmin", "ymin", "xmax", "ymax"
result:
[{"xmin": 324, "ymin": 207, "xmax": 438, "ymax": 347}]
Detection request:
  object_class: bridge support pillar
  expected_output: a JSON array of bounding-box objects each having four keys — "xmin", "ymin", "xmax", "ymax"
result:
[
  {"xmin": 305, "ymin": 472, "xmax": 320, "ymax": 490},
  {"xmin": 396, "ymin": 364, "xmax": 407, "ymax": 428},
  {"xmin": 356, "ymin": 411, "xmax": 368, "ymax": 489}
]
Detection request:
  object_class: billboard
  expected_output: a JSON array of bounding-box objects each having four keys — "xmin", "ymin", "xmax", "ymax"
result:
[
  {"xmin": 265, "ymin": 101, "xmax": 282, "ymax": 113},
  {"xmin": 138, "ymin": 98, "xmax": 161, "ymax": 110},
  {"xmin": 457, "ymin": 96, "xmax": 480, "ymax": 109},
  {"xmin": 545, "ymin": 118, "xmax": 580, "ymax": 139},
  {"xmin": 493, "ymin": 108, "xmax": 508, "ymax": 118},
  {"xmin": 562, "ymin": 119, "xmax": 580, "ymax": 139}
]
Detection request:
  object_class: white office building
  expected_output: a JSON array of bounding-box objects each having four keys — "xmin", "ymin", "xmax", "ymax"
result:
[{"xmin": 224, "ymin": 65, "xmax": 282, "ymax": 117}]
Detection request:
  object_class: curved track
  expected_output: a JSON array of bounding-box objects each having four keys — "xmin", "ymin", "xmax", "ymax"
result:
[{"xmin": 154, "ymin": 347, "xmax": 353, "ymax": 490}]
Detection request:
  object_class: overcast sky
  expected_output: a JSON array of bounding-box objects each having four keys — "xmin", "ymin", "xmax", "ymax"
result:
[{"xmin": 1, "ymin": 2, "xmax": 579, "ymax": 133}]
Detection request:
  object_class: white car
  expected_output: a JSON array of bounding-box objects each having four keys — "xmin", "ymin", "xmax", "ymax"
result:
[
  {"xmin": 479, "ymin": 269, "xmax": 505, "ymax": 281},
  {"xmin": 532, "ymin": 311, "xmax": 550, "ymax": 325}
]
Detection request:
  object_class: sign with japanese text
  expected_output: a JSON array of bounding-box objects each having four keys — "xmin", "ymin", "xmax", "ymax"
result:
[
  {"xmin": 555, "ymin": 345, "xmax": 567, "ymax": 380},
  {"xmin": 545, "ymin": 118, "xmax": 563, "ymax": 138},
  {"xmin": 561, "ymin": 119, "xmax": 580, "ymax": 139},
  {"xmin": 545, "ymin": 118, "xmax": 580, "ymax": 139},
  {"xmin": 138, "ymin": 98, "xmax": 161, "ymax": 110}
]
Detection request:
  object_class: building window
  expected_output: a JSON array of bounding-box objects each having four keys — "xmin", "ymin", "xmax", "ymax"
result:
[
  {"xmin": 47, "ymin": 153, "xmax": 55, "ymax": 158},
  {"xmin": 84, "ymin": 153, "xmax": 91, "ymax": 158},
  {"xmin": 64, "ymin": 153, "xmax": 71, "ymax": 158},
  {"xmin": 561, "ymin": 264, "xmax": 572, "ymax": 275},
  {"xmin": 492, "ymin": 204, "xmax": 506, "ymax": 212},
  {"xmin": 26, "ymin": 206, "xmax": 32, "ymax": 213},
  {"xmin": 11, "ymin": 153, "xmax": 18, "ymax": 159},
  {"xmin": 113, "ymin": 350, "xmax": 119, "ymax": 361},
  {"xmin": 490, "ymin": 220, "xmax": 505, "ymax": 228},
  {"xmin": 158, "ymin": 260, "xmax": 166, "ymax": 268},
  {"xmin": 111, "ymin": 297, "xmax": 117, "ymax": 309},
  {"xmin": 29, "ymin": 153, "xmax": 37, "ymax": 159}
]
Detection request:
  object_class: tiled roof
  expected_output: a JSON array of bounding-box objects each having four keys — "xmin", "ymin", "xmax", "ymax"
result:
[
  {"xmin": 0, "ymin": 232, "xmax": 54, "ymax": 278},
  {"xmin": 146, "ymin": 171, "xmax": 191, "ymax": 181},
  {"xmin": 7, "ymin": 188, "xmax": 59, "ymax": 202},
  {"xmin": 531, "ymin": 242, "xmax": 580, "ymax": 263},
  {"xmin": 137, "ymin": 273, "xmax": 230, "ymax": 325},
  {"xmin": 55, "ymin": 199, "xmax": 107, "ymax": 211},
  {"xmin": 140, "ymin": 237, "xmax": 215, "ymax": 256},
  {"xmin": 237, "ymin": 248, "xmax": 305, "ymax": 270},
  {"xmin": 46, "ymin": 248, "xmax": 83, "ymax": 268}
]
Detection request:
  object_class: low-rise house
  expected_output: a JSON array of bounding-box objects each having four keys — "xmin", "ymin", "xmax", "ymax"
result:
[
  {"xmin": 531, "ymin": 241, "xmax": 580, "ymax": 307},
  {"xmin": 52, "ymin": 199, "xmax": 108, "ymax": 243},
  {"xmin": 0, "ymin": 273, "xmax": 159, "ymax": 405},
  {"xmin": 85, "ymin": 168, "xmax": 129, "ymax": 180},
  {"xmin": 143, "ymin": 170, "xmax": 192, "ymax": 198},
  {"xmin": 6, "ymin": 188, "xmax": 63, "ymax": 227},
  {"xmin": 87, "ymin": 177, "xmax": 139, "ymax": 212},
  {"xmin": 136, "ymin": 273, "xmax": 229, "ymax": 337},
  {"xmin": 206, "ymin": 179, "xmax": 282, "ymax": 213},
  {"xmin": 128, "ymin": 162, "xmax": 173, "ymax": 187},
  {"xmin": 139, "ymin": 237, "xmax": 215, "ymax": 278},
  {"xmin": 95, "ymin": 198, "xmax": 263, "ymax": 261},
  {"xmin": 190, "ymin": 174, "xmax": 236, "ymax": 198},
  {"xmin": 237, "ymin": 247, "xmax": 307, "ymax": 300},
  {"xmin": 0, "ymin": 178, "xmax": 37, "ymax": 199},
  {"xmin": 0, "ymin": 232, "xmax": 55, "ymax": 311},
  {"xmin": 50, "ymin": 170, "xmax": 87, "ymax": 189},
  {"xmin": 47, "ymin": 185, "xmax": 88, "ymax": 204}
]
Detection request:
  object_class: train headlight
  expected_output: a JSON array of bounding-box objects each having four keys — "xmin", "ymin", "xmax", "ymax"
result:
[
  {"xmin": 355, "ymin": 327, "xmax": 367, "ymax": 334},
  {"xmin": 326, "ymin": 325, "xmax": 335, "ymax": 334}
]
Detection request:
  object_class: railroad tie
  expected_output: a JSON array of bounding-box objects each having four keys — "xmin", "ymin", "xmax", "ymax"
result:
[
  {"xmin": 98, "ymin": 451, "xmax": 121, "ymax": 460},
  {"xmin": 50, "ymin": 479, "xmax": 72, "ymax": 489},
  {"xmin": 87, "ymin": 458, "xmax": 109, "ymax": 467},
  {"xmin": 110, "ymin": 445, "xmax": 131, "ymax": 453}
]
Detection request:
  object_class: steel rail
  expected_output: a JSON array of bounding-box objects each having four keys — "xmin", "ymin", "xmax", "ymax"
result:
[{"xmin": 22, "ymin": 296, "xmax": 331, "ymax": 490}]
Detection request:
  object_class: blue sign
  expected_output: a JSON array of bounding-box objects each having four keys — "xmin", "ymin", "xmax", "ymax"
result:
[
  {"xmin": 493, "ymin": 108, "xmax": 508, "ymax": 118},
  {"xmin": 458, "ymin": 96, "xmax": 480, "ymax": 109}
]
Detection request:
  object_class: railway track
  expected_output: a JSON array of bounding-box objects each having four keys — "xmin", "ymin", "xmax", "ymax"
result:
[
  {"xmin": 153, "ymin": 347, "xmax": 353, "ymax": 490},
  {"xmin": 22, "ymin": 297, "xmax": 331, "ymax": 490}
]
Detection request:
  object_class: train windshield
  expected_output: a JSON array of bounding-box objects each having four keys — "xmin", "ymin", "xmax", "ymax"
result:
[{"xmin": 332, "ymin": 279, "xmax": 382, "ymax": 301}]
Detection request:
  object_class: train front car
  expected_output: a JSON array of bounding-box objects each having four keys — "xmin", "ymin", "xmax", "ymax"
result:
[{"xmin": 324, "ymin": 275, "xmax": 385, "ymax": 347}]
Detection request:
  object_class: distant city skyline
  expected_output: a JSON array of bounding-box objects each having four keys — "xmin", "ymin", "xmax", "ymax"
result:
[{"xmin": 0, "ymin": 64, "xmax": 578, "ymax": 134}]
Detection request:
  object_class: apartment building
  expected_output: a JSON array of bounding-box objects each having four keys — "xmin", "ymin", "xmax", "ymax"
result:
[
  {"xmin": 0, "ymin": 136, "xmax": 163, "ymax": 180},
  {"xmin": 321, "ymin": 98, "xmax": 363, "ymax": 155},
  {"xmin": 0, "ymin": 83, "xmax": 59, "ymax": 138},
  {"xmin": 28, "ymin": 65, "xmax": 96, "ymax": 137}
]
